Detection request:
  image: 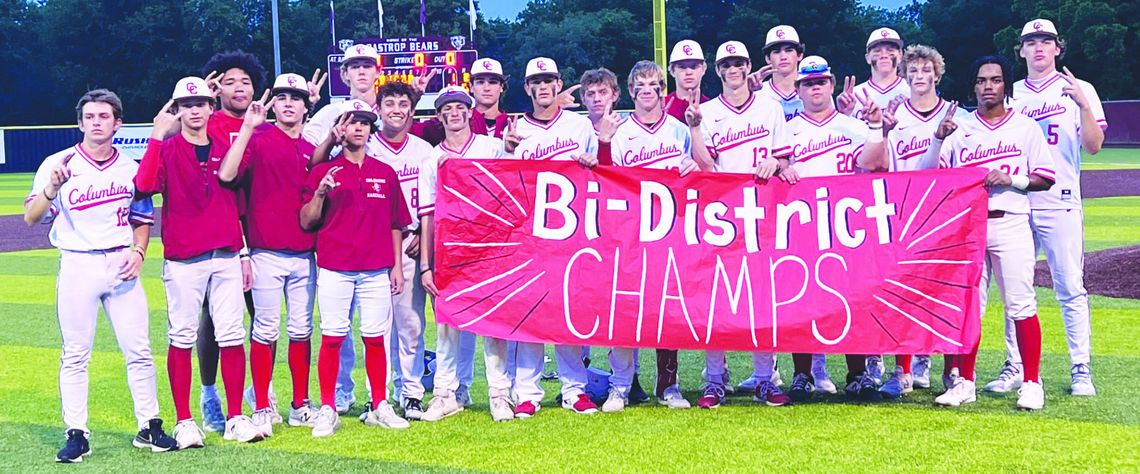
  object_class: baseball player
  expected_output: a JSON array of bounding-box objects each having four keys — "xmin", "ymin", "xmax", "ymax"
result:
[
  {"xmin": 301, "ymin": 101, "xmax": 412, "ymax": 435},
  {"xmin": 664, "ymin": 40, "xmax": 710, "ymax": 123},
  {"xmin": 604, "ymin": 61, "xmax": 696, "ymax": 411},
  {"xmin": 217, "ymin": 73, "xmax": 319, "ymax": 435},
  {"xmin": 582, "ymin": 67, "xmax": 620, "ymax": 167},
  {"xmin": 987, "ymin": 19, "xmax": 1107, "ymax": 397},
  {"xmin": 26, "ymin": 89, "xmax": 177, "ymax": 463},
  {"xmin": 135, "ymin": 77, "xmax": 262, "ymax": 446},
  {"xmin": 687, "ymin": 41, "xmax": 791, "ymax": 409},
  {"xmin": 757, "ymin": 25, "xmax": 806, "ymax": 121},
  {"xmin": 503, "ymin": 56, "xmax": 600, "ymax": 417},
  {"xmin": 410, "ymin": 59, "xmax": 510, "ymax": 146},
  {"xmin": 839, "ymin": 28, "xmax": 911, "ymax": 129},
  {"xmin": 418, "ymin": 86, "xmax": 513, "ymax": 422},
  {"xmin": 777, "ymin": 56, "xmax": 890, "ymax": 403},
  {"xmin": 935, "ymin": 55, "xmax": 1055, "ymax": 411},
  {"xmin": 878, "ymin": 44, "xmax": 968, "ymax": 398}
]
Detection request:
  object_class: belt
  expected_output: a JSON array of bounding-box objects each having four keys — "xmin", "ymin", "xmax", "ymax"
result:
[{"xmin": 988, "ymin": 210, "xmax": 1006, "ymax": 219}]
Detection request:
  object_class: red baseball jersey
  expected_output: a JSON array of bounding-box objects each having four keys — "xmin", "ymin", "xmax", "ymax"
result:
[
  {"xmin": 234, "ymin": 124, "xmax": 317, "ymax": 252},
  {"xmin": 303, "ymin": 155, "xmax": 411, "ymax": 272},
  {"xmin": 663, "ymin": 91, "xmax": 710, "ymax": 123}
]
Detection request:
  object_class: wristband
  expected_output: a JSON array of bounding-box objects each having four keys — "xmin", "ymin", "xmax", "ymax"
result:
[
  {"xmin": 1010, "ymin": 174, "xmax": 1030, "ymax": 191},
  {"xmin": 420, "ymin": 267, "xmax": 433, "ymax": 275},
  {"xmin": 132, "ymin": 247, "xmax": 146, "ymax": 260},
  {"xmin": 43, "ymin": 188, "xmax": 58, "ymax": 201}
]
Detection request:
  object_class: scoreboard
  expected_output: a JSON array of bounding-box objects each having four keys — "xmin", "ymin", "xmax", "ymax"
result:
[{"xmin": 327, "ymin": 35, "xmax": 479, "ymax": 102}]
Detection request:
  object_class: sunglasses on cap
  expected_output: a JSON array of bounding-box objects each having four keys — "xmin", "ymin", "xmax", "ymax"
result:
[{"xmin": 799, "ymin": 62, "xmax": 830, "ymax": 75}]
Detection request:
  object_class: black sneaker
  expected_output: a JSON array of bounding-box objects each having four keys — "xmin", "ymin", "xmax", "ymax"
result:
[
  {"xmin": 133, "ymin": 418, "xmax": 178, "ymax": 452},
  {"xmin": 846, "ymin": 372, "xmax": 883, "ymax": 402},
  {"xmin": 628, "ymin": 376, "xmax": 651, "ymax": 405},
  {"xmin": 56, "ymin": 429, "xmax": 90, "ymax": 463},
  {"xmin": 789, "ymin": 373, "xmax": 815, "ymax": 403},
  {"xmin": 402, "ymin": 398, "xmax": 424, "ymax": 420}
]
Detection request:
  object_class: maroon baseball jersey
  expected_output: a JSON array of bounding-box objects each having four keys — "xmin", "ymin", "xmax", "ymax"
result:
[
  {"xmin": 234, "ymin": 124, "xmax": 317, "ymax": 252},
  {"xmin": 663, "ymin": 91, "xmax": 710, "ymax": 123}
]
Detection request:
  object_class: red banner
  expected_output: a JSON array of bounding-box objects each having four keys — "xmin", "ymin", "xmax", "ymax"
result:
[{"xmin": 433, "ymin": 160, "xmax": 987, "ymax": 354}]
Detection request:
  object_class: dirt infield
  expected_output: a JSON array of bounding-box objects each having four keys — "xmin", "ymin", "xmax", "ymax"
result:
[
  {"xmin": 1081, "ymin": 169, "xmax": 1140, "ymax": 198},
  {"xmin": 1036, "ymin": 246, "xmax": 1140, "ymax": 299}
]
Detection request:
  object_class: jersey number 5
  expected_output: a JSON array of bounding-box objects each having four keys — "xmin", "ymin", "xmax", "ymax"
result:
[{"xmin": 1047, "ymin": 124, "xmax": 1059, "ymax": 145}]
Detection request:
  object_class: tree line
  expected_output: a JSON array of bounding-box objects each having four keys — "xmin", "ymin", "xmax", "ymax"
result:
[{"xmin": 1, "ymin": 0, "xmax": 1135, "ymax": 126}]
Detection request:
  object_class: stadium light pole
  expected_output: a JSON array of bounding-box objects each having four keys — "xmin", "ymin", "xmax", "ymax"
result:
[{"xmin": 271, "ymin": 0, "xmax": 282, "ymax": 76}]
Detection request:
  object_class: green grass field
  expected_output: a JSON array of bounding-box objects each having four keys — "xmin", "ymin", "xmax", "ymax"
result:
[
  {"xmin": 0, "ymin": 174, "xmax": 1138, "ymax": 472},
  {"xmin": 1082, "ymin": 147, "xmax": 1140, "ymax": 170}
]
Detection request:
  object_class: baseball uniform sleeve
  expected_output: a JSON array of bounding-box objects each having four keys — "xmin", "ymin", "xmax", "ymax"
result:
[
  {"xmin": 1080, "ymin": 80, "xmax": 1108, "ymax": 130},
  {"xmin": 301, "ymin": 162, "xmax": 325, "ymax": 203},
  {"xmin": 938, "ymin": 134, "xmax": 959, "ymax": 169},
  {"xmin": 418, "ymin": 155, "xmax": 438, "ymax": 217},
  {"xmin": 390, "ymin": 169, "xmax": 413, "ymax": 229},
  {"xmin": 1025, "ymin": 125, "xmax": 1056, "ymax": 182},
  {"xmin": 771, "ymin": 113, "xmax": 792, "ymax": 158},
  {"xmin": 699, "ymin": 108, "xmax": 716, "ymax": 157},
  {"xmin": 303, "ymin": 103, "xmax": 339, "ymax": 146},
  {"xmin": 133, "ymin": 139, "xmax": 166, "ymax": 195},
  {"xmin": 27, "ymin": 153, "xmax": 63, "ymax": 223},
  {"xmin": 128, "ymin": 196, "xmax": 156, "ymax": 226},
  {"xmin": 584, "ymin": 128, "xmax": 599, "ymax": 156}
]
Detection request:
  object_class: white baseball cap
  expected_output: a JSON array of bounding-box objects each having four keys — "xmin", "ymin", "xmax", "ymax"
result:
[
  {"xmin": 471, "ymin": 58, "xmax": 505, "ymax": 79},
  {"xmin": 525, "ymin": 57, "xmax": 560, "ymax": 79},
  {"xmin": 271, "ymin": 73, "xmax": 308, "ymax": 97},
  {"xmin": 867, "ymin": 27, "xmax": 904, "ymax": 50},
  {"xmin": 764, "ymin": 25, "xmax": 801, "ymax": 52},
  {"xmin": 434, "ymin": 85, "xmax": 474, "ymax": 110},
  {"xmin": 715, "ymin": 41, "xmax": 750, "ymax": 65},
  {"xmin": 669, "ymin": 40, "xmax": 705, "ymax": 64},
  {"xmin": 796, "ymin": 56, "xmax": 834, "ymax": 83},
  {"xmin": 172, "ymin": 77, "xmax": 212, "ymax": 101},
  {"xmin": 342, "ymin": 43, "xmax": 378, "ymax": 64},
  {"xmin": 1020, "ymin": 19, "xmax": 1059, "ymax": 41},
  {"xmin": 341, "ymin": 99, "xmax": 378, "ymax": 122}
]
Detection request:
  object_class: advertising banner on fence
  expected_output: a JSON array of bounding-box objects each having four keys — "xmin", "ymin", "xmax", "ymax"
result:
[{"xmin": 433, "ymin": 160, "xmax": 988, "ymax": 354}]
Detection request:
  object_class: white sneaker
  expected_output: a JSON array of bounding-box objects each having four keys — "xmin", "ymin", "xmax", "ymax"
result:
[
  {"xmin": 879, "ymin": 367, "xmax": 913, "ymax": 399},
  {"xmin": 489, "ymin": 396, "xmax": 515, "ymax": 422},
  {"xmin": 223, "ymin": 415, "xmax": 264, "ymax": 443},
  {"xmin": 984, "ymin": 360, "xmax": 1023, "ymax": 393},
  {"xmin": 288, "ymin": 403, "xmax": 317, "ymax": 427},
  {"xmin": 311, "ymin": 405, "xmax": 340, "ymax": 438},
  {"xmin": 172, "ymin": 419, "xmax": 205, "ymax": 449},
  {"xmin": 421, "ymin": 395, "xmax": 463, "ymax": 422},
  {"xmin": 1071, "ymin": 364, "xmax": 1096, "ymax": 396},
  {"xmin": 601, "ymin": 389, "xmax": 626, "ymax": 413},
  {"xmin": 363, "ymin": 402, "xmax": 411, "ymax": 429},
  {"xmin": 942, "ymin": 367, "xmax": 959, "ymax": 391},
  {"xmin": 250, "ymin": 408, "xmax": 275, "ymax": 438},
  {"xmin": 657, "ymin": 385, "xmax": 691, "ymax": 409},
  {"xmin": 812, "ymin": 368, "xmax": 838, "ymax": 394},
  {"xmin": 912, "ymin": 356, "xmax": 932, "ymax": 389},
  {"xmin": 935, "ymin": 378, "xmax": 977, "ymax": 407},
  {"xmin": 736, "ymin": 375, "xmax": 762, "ymax": 392},
  {"xmin": 243, "ymin": 385, "xmax": 281, "ymax": 423},
  {"xmin": 1017, "ymin": 381, "xmax": 1045, "ymax": 410},
  {"xmin": 866, "ymin": 355, "xmax": 885, "ymax": 385}
]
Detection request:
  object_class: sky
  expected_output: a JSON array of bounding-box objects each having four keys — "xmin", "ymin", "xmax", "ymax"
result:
[{"xmin": 480, "ymin": 0, "xmax": 916, "ymax": 21}]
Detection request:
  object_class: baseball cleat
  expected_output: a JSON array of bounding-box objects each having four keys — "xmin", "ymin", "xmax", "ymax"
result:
[
  {"xmin": 912, "ymin": 356, "xmax": 932, "ymax": 389},
  {"xmin": 132, "ymin": 418, "xmax": 178, "ymax": 452},
  {"xmin": 564, "ymin": 394, "xmax": 599, "ymax": 414},
  {"xmin": 983, "ymin": 360, "xmax": 1023, "ymax": 393},
  {"xmin": 657, "ymin": 385, "xmax": 691, "ymax": 409},
  {"xmin": 812, "ymin": 367, "xmax": 838, "ymax": 394},
  {"xmin": 788, "ymin": 373, "xmax": 815, "ymax": 403},
  {"xmin": 402, "ymin": 398, "xmax": 424, "ymax": 421},
  {"xmin": 288, "ymin": 402, "xmax": 318, "ymax": 427},
  {"xmin": 601, "ymin": 389, "xmax": 627, "ymax": 413},
  {"xmin": 1016, "ymin": 380, "xmax": 1045, "ymax": 410},
  {"xmin": 736, "ymin": 374, "xmax": 763, "ymax": 392},
  {"xmin": 754, "ymin": 381, "xmax": 791, "ymax": 406},
  {"xmin": 513, "ymin": 401, "xmax": 540, "ymax": 419},
  {"xmin": 455, "ymin": 384, "xmax": 473, "ymax": 407},
  {"xmin": 879, "ymin": 367, "xmax": 914, "ymax": 399},
  {"xmin": 55, "ymin": 429, "xmax": 90, "ymax": 463},
  {"xmin": 935, "ymin": 378, "xmax": 976, "ymax": 407},
  {"xmin": 421, "ymin": 395, "xmax": 463, "ymax": 422},
  {"xmin": 629, "ymin": 377, "xmax": 651, "ymax": 404},
  {"xmin": 334, "ymin": 391, "xmax": 356, "ymax": 415},
  {"xmin": 250, "ymin": 408, "xmax": 276, "ymax": 438},
  {"xmin": 490, "ymin": 396, "xmax": 515, "ymax": 422},
  {"xmin": 846, "ymin": 372, "xmax": 883, "ymax": 402},
  {"xmin": 698, "ymin": 384, "xmax": 726, "ymax": 409},
  {"xmin": 1070, "ymin": 363, "xmax": 1096, "ymax": 396},
  {"xmin": 311, "ymin": 405, "xmax": 340, "ymax": 438},
  {"xmin": 866, "ymin": 355, "xmax": 886, "ymax": 386},
  {"xmin": 358, "ymin": 400, "xmax": 372, "ymax": 422},
  {"xmin": 200, "ymin": 388, "xmax": 226, "ymax": 433},
  {"xmin": 172, "ymin": 419, "xmax": 205, "ymax": 449},
  {"xmin": 363, "ymin": 402, "xmax": 411, "ymax": 429},
  {"xmin": 223, "ymin": 415, "xmax": 264, "ymax": 443}
]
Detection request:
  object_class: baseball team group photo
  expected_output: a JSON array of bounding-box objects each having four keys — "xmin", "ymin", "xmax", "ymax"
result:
[{"xmin": 1, "ymin": 0, "xmax": 1138, "ymax": 471}]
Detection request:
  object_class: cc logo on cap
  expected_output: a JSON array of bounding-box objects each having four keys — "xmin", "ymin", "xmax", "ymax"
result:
[
  {"xmin": 537, "ymin": 61, "xmax": 547, "ymax": 71},
  {"xmin": 682, "ymin": 45, "xmax": 693, "ymax": 55},
  {"xmin": 287, "ymin": 76, "xmax": 297, "ymax": 87},
  {"xmin": 776, "ymin": 30, "xmax": 786, "ymax": 39},
  {"xmin": 881, "ymin": 30, "xmax": 890, "ymax": 37},
  {"xmin": 726, "ymin": 45, "xmax": 736, "ymax": 53},
  {"xmin": 353, "ymin": 101, "xmax": 363, "ymax": 110},
  {"xmin": 186, "ymin": 83, "xmax": 198, "ymax": 94},
  {"xmin": 1033, "ymin": 21, "xmax": 1042, "ymax": 31},
  {"xmin": 483, "ymin": 60, "xmax": 492, "ymax": 69}
]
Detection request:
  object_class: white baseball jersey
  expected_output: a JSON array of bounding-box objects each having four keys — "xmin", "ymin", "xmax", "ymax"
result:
[
  {"xmin": 853, "ymin": 77, "xmax": 911, "ymax": 121},
  {"xmin": 758, "ymin": 79, "xmax": 805, "ymax": 122},
  {"xmin": 302, "ymin": 100, "xmax": 380, "ymax": 147},
  {"xmin": 371, "ymin": 134, "xmax": 432, "ymax": 231},
  {"xmin": 28, "ymin": 145, "xmax": 154, "ymax": 251},
  {"xmin": 515, "ymin": 109, "xmax": 598, "ymax": 162},
  {"xmin": 1012, "ymin": 71, "xmax": 1107, "ymax": 210},
  {"xmin": 610, "ymin": 115, "xmax": 692, "ymax": 170},
  {"xmin": 939, "ymin": 110, "xmax": 1056, "ymax": 214},
  {"xmin": 699, "ymin": 93, "xmax": 791, "ymax": 174},
  {"xmin": 888, "ymin": 99, "xmax": 968, "ymax": 172},
  {"xmin": 787, "ymin": 110, "xmax": 870, "ymax": 178},
  {"xmin": 419, "ymin": 133, "xmax": 506, "ymax": 216}
]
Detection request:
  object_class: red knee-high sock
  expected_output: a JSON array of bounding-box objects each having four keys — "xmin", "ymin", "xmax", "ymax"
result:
[
  {"xmin": 959, "ymin": 347, "xmax": 978, "ymax": 382},
  {"xmin": 219, "ymin": 345, "xmax": 246, "ymax": 419},
  {"xmin": 792, "ymin": 353, "xmax": 812, "ymax": 376},
  {"xmin": 167, "ymin": 345, "xmax": 193, "ymax": 421},
  {"xmin": 250, "ymin": 341, "xmax": 274, "ymax": 410},
  {"xmin": 1014, "ymin": 316, "xmax": 1042, "ymax": 383},
  {"xmin": 363, "ymin": 336, "xmax": 388, "ymax": 409},
  {"xmin": 318, "ymin": 335, "xmax": 345, "ymax": 408},
  {"xmin": 896, "ymin": 355, "xmax": 913, "ymax": 375},
  {"xmin": 288, "ymin": 339, "xmax": 311, "ymax": 408}
]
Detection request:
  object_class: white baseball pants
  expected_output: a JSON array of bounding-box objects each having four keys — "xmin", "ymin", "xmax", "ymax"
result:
[
  {"xmin": 433, "ymin": 324, "xmax": 511, "ymax": 399},
  {"xmin": 980, "ymin": 214, "xmax": 1039, "ymax": 321},
  {"xmin": 163, "ymin": 250, "xmax": 246, "ymax": 349},
  {"xmin": 389, "ymin": 235, "xmax": 426, "ymax": 401},
  {"xmin": 317, "ymin": 268, "xmax": 392, "ymax": 338},
  {"xmin": 250, "ymin": 250, "xmax": 316, "ymax": 343}
]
